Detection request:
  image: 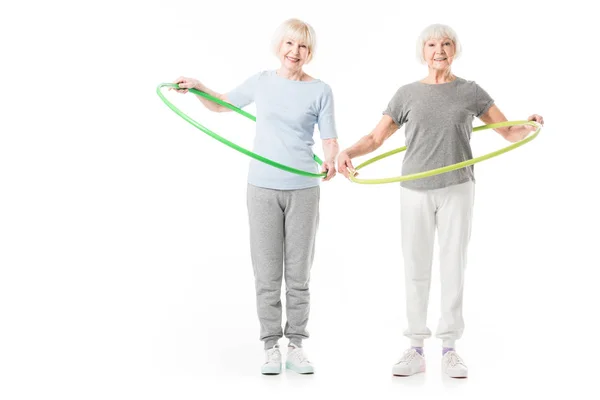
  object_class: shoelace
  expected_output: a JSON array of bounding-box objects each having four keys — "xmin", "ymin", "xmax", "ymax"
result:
[
  {"xmin": 397, "ymin": 349, "xmax": 417, "ymax": 364},
  {"xmin": 446, "ymin": 352, "xmax": 465, "ymax": 367}
]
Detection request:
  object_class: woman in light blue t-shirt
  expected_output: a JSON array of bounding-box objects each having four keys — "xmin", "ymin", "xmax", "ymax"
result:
[{"xmin": 173, "ymin": 18, "xmax": 338, "ymax": 376}]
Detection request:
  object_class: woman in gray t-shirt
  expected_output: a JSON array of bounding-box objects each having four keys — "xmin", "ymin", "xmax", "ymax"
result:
[
  {"xmin": 173, "ymin": 18, "xmax": 339, "ymax": 375},
  {"xmin": 338, "ymin": 24, "xmax": 544, "ymax": 378}
]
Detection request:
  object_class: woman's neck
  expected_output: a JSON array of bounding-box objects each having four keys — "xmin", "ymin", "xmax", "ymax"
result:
[
  {"xmin": 421, "ymin": 69, "xmax": 455, "ymax": 84},
  {"xmin": 277, "ymin": 67, "xmax": 306, "ymax": 81}
]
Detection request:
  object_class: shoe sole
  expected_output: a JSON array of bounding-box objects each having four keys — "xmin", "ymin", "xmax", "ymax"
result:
[
  {"xmin": 285, "ymin": 362, "xmax": 314, "ymax": 374},
  {"xmin": 392, "ymin": 365, "xmax": 426, "ymax": 376},
  {"xmin": 445, "ymin": 372, "xmax": 468, "ymax": 378},
  {"xmin": 261, "ymin": 364, "xmax": 282, "ymax": 375}
]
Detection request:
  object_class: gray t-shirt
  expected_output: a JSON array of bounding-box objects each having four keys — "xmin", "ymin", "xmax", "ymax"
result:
[
  {"xmin": 383, "ymin": 77, "xmax": 494, "ymax": 190},
  {"xmin": 227, "ymin": 70, "xmax": 337, "ymax": 190}
]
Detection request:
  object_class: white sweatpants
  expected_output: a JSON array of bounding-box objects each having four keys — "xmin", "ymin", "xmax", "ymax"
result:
[{"xmin": 400, "ymin": 181, "xmax": 475, "ymax": 348}]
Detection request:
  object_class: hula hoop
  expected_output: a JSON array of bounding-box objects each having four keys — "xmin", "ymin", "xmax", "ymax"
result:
[
  {"xmin": 157, "ymin": 83, "xmax": 326, "ymax": 178},
  {"xmin": 349, "ymin": 120, "xmax": 542, "ymax": 184}
]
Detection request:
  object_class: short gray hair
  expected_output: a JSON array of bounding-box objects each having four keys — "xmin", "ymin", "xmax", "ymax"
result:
[
  {"xmin": 416, "ymin": 24, "xmax": 462, "ymax": 64},
  {"xmin": 271, "ymin": 18, "xmax": 317, "ymax": 63}
]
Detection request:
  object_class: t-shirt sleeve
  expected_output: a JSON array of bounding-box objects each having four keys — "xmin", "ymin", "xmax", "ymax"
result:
[
  {"xmin": 475, "ymin": 83, "xmax": 495, "ymax": 117},
  {"xmin": 226, "ymin": 72, "xmax": 262, "ymax": 108},
  {"xmin": 383, "ymin": 87, "xmax": 408, "ymax": 128},
  {"xmin": 317, "ymin": 84, "xmax": 338, "ymax": 139}
]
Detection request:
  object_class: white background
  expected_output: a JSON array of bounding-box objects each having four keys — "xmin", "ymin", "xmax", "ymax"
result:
[{"xmin": 1, "ymin": 0, "xmax": 598, "ymax": 398}]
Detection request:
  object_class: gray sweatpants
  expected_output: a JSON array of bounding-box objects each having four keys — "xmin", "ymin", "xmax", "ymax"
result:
[{"xmin": 246, "ymin": 184, "xmax": 320, "ymax": 349}]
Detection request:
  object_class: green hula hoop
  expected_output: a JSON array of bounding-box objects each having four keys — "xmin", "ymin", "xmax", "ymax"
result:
[
  {"xmin": 157, "ymin": 83, "xmax": 326, "ymax": 178},
  {"xmin": 349, "ymin": 120, "xmax": 542, "ymax": 184}
]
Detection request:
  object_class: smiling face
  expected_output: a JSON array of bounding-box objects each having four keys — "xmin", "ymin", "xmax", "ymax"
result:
[
  {"xmin": 278, "ymin": 37, "xmax": 310, "ymax": 72},
  {"xmin": 271, "ymin": 19, "xmax": 316, "ymax": 73},
  {"xmin": 423, "ymin": 37, "xmax": 456, "ymax": 71}
]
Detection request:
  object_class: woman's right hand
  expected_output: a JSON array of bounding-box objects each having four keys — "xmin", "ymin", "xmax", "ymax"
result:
[
  {"xmin": 170, "ymin": 76, "xmax": 201, "ymax": 94},
  {"xmin": 337, "ymin": 151, "xmax": 357, "ymax": 179}
]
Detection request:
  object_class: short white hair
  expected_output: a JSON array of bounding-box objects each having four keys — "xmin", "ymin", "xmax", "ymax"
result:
[
  {"xmin": 271, "ymin": 18, "xmax": 317, "ymax": 63},
  {"xmin": 416, "ymin": 24, "xmax": 462, "ymax": 64}
]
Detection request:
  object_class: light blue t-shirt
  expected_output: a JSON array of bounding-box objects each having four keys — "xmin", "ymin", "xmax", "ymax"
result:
[{"xmin": 227, "ymin": 70, "xmax": 337, "ymax": 190}]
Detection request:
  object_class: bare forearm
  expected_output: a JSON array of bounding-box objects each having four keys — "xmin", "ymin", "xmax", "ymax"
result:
[
  {"xmin": 501, "ymin": 126, "xmax": 530, "ymax": 142},
  {"xmin": 322, "ymin": 139, "xmax": 339, "ymax": 163},
  {"xmin": 346, "ymin": 134, "xmax": 383, "ymax": 158},
  {"xmin": 337, "ymin": 116, "xmax": 397, "ymax": 178},
  {"xmin": 192, "ymin": 82, "xmax": 228, "ymax": 112},
  {"xmin": 481, "ymin": 104, "xmax": 538, "ymax": 143}
]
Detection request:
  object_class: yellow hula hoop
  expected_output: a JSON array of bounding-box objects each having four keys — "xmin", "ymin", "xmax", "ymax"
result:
[{"xmin": 349, "ymin": 120, "xmax": 542, "ymax": 184}]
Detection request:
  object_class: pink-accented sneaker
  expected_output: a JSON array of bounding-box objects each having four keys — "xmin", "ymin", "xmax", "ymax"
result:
[
  {"xmin": 392, "ymin": 348, "xmax": 426, "ymax": 376},
  {"xmin": 442, "ymin": 350, "xmax": 468, "ymax": 378}
]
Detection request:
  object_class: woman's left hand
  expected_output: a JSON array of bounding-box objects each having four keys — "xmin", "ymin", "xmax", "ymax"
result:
[
  {"xmin": 526, "ymin": 114, "xmax": 544, "ymax": 131},
  {"xmin": 321, "ymin": 161, "xmax": 337, "ymax": 181}
]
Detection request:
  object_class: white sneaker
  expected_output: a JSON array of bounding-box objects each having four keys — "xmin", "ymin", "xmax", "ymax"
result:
[
  {"xmin": 442, "ymin": 350, "xmax": 468, "ymax": 378},
  {"xmin": 392, "ymin": 348, "xmax": 426, "ymax": 376},
  {"xmin": 261, "ymin": 345, "xmax": 282, "ymax": 375},
  {"xmin": 285, "ymin": 344, "xmax": 314, "ymax": 374}
]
